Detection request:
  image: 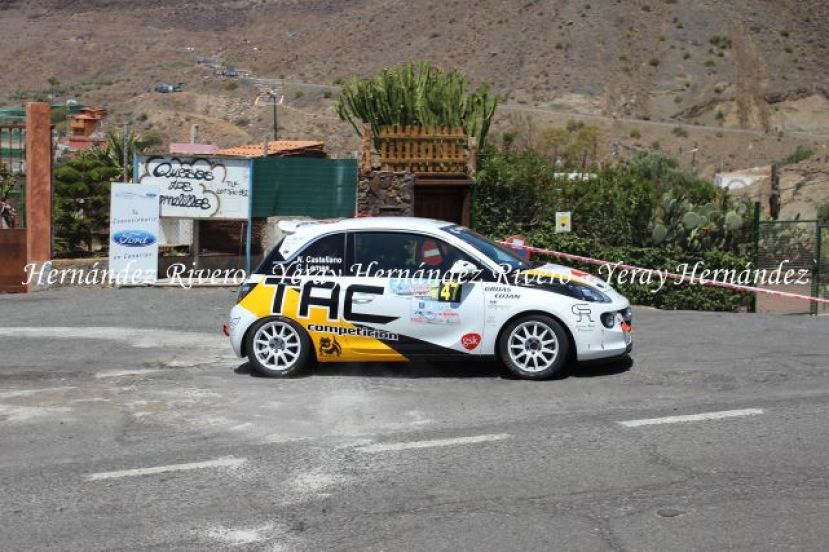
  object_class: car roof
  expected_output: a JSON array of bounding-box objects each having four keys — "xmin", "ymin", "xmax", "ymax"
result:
[
  {"xmin": 288, "ymin": 217, "xmax": 453, "ymax": 238},
  {"xmin": 277, "ymin": 217, "xmax": 460, "ymax": 258}
]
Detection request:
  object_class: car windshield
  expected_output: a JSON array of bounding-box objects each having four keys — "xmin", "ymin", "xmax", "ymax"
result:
[{"xmin": 443, "ymin": 225, "xmax": 530, "ymax": 271}]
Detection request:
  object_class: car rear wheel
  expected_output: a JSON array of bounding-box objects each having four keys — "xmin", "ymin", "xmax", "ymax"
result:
[
  {"xmin": 246, "ymin": 317, "xmax": 311, "ymax": 377},
  {"xmin": 498, "ymin": 314, "xmax": 570, "ymax": 380}
]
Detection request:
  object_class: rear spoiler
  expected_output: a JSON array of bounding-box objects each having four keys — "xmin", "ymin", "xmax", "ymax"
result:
[{"xmin": 277, "ymin": 218, "xmax": 342, "ymax": 235}]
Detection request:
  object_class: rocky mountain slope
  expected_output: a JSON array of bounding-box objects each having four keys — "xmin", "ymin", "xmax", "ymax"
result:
[{"xmin": 1, "ymin": 0, "xmax": 827, "ymax": 182}]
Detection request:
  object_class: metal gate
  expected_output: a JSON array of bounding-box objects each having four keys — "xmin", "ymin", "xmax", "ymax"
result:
[
  {"xmin": 1, "ymin": 124, "xmax": 26, "ymax": 228},
  {"xmin": 756, "ymin": 220, "xmax": 819, "ymax": 314},
  {"xmin": 0, "ymin": 124, "xmax": 27, "ymax": 292}
]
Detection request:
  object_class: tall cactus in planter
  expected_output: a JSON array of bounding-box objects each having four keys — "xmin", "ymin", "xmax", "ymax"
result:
[{"xmin": 335, "ymin": 61, "xmax": 498, "ymax": 148}]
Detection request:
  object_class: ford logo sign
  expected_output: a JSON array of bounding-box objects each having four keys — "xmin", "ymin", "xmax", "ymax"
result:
[{"xmin": 112, "ymin": 230, "xmax": 157, "ymax": 247}]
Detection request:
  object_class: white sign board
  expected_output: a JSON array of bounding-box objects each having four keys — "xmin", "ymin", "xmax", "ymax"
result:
[
  {"xmin": 109, "ymin": 183, "xmax": 160, "ymax": 284},
  {"xmin": 137, "ymin": 155, "xmax": 251, "ymax": 219},
  {"xmin": 555, "ymin": 211, "xmax": 572, "ymax": 233}
]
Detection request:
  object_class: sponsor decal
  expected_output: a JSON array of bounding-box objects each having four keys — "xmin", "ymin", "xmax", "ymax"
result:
[
  {"xmin": 460, "ymin": 333, "xmax": 482, "ymax": 350},
  {"xmin": 266, "ymin": 280, "xmax": 398, "ymax": 325},
  {"xmin": 318, "ymin": 335, "xmax": 342, "ymax": 357},
  {"xmin": 571, "ymin": 303, "xmax": 594, "ymax": 324},
  {"xmin": 390, "ymin": 279, "xmax": 436, "ymax": 297},
  {"xmin": 484, "ymin": 285, "xmax": 512, "ymax": 292},
  {"xmin": 409, "ymin": 300, "xmax": 461, "ymax": 325},
  {"xmin": 494, "ymin": 293, "xmax": 520, "ymax": 300},
  {"xmin": 308, "ymin": 324, "xmax": 399, "ymax": 341},
  {"xmin": 111, "ymin": 230, "xmax": 157, "ymax": 248}
]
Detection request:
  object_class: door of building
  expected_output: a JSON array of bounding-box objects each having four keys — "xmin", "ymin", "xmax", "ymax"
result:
[{"xmin": 414, "ymin": 182, "xmax": 470, "ymax": 225}]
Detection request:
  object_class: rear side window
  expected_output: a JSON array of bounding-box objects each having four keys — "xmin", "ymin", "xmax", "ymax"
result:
[
  {"xmin": 293, "ymin": 233, "xmax": 346, "ymax": 276},
  {"xmin": 255, "ymin": 238, "xmax": 286, "ymax": 275},
  {"xmin": 255, "ymin": 233, "xmax": 346, "ymax": 276}
]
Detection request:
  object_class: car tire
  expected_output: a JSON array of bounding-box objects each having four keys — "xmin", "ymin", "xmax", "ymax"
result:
[
  {"xmin": 498, "ymin": 314, "xmax": 570, "ymax": 380},
  {"xmin": 245, "ymin": 316, "xmax": 311, "ymax": 378}
]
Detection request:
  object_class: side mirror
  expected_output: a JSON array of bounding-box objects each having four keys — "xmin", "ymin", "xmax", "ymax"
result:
[{"xmin": 449, "ymin": 259, "xmax": 477, "ymax": 276}]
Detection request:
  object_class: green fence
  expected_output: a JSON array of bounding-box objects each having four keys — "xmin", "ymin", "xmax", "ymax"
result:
[
  {"xmin": 252, "ymin": 157, "xmax": 357, "ymax": 219},
  {"xmin": 756, "ymin": 219, "xmax": 820, "ymax": 314}
]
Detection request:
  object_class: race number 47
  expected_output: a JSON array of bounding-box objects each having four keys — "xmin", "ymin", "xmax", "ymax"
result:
[{"xmin": 439, "ymin": 282, "xmax": 461, "ymax": 302}]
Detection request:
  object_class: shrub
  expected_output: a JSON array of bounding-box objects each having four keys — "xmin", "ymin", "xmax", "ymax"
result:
[
  {"xmin": 513, "ymin": 233, "xmax": 751, "ymax": 311},
  {"xmin": 629, "ymin": 129, "xmax": 641, "ymax": 139},
  {"xmin": 817, "ymin": 202, "xmax": 829, "ymax": 225},
  {"xmin": 649, "ymin": 57, "xmax": 660, "ymax": 67},
  {"xmin": 672, "ymin": 126, "xmax": 689, "ymax": 137},
  {"xmin": 294, "ymin": 90, "xmax": 304, "ymax": 99},
  {"xmin": 778, "ymin": 145, "xmax": 814, "ymax": 167}
]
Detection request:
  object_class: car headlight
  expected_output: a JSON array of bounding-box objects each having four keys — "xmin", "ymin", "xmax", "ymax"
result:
[
  {"xmin": 567, "ymin": 282, "xmax": 612, "ymax": 303},
  {"xmin": 237, "ymin": 282, "xmax": 256, "ymax": 303}
]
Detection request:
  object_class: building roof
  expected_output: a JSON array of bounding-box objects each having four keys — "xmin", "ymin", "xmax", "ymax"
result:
[
  {"xmin": 169, "ymin": 143, "xmax": 220, "ymax": 155},
  {"xmin": 215, "ymin": 140, "xmax": 325, "ymax": 158}
]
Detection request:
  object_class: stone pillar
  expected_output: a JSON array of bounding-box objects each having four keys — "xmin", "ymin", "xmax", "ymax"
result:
[
  {"xmin": 25, "ymin": 103, "xmax": 53, "ymax": 288},
  {"xmin": 357, "ymin": 171, "xmax": 414, "ymax": 217}
]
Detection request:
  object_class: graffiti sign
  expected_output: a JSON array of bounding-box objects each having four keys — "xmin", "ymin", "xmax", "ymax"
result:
[{"xmin": 137, "ymin": 156, "xmax": 250, "ymax": 219}]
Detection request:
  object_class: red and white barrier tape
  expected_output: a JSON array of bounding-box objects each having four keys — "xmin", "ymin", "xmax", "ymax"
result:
[{"xmin": 500, "ymin": 241, "xmax": 829, "ymax": 306}]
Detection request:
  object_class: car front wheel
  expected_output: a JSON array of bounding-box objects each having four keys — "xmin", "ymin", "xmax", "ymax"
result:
[
  {"xmin": 498, "ymin": 314, "xmax": 570, "ymax": 380},
  {"xmin": 246, "ymin": 317, "xmax": 311, "ymax": 377}
]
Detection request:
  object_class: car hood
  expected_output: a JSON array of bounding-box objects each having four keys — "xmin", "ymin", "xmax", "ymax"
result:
[{"xmin": 519, "ymin": 262, "xmax": 613, "ymax": 292}]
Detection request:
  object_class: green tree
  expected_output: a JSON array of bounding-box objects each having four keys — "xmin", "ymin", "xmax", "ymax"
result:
[
  {"xmin": 334, "ymin": 61, "xmax": 498, "ymax": 147},
  {"xmin": 538, "ymin": 124, "xmax": 602, "ymax": 169},
  {"xmin": 53, "ymin": 152, "xmax": 121, "ymax": 254}
]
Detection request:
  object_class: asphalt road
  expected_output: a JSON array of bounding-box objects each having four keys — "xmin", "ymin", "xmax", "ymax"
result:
[{"xmin": 1, "ymin": 287, "xmax": 828, "ymax": 551}]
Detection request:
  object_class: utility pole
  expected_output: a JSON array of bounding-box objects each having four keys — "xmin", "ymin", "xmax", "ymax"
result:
[
  {"xmin": 122, "ymin": 123, "xmax": 129, "ymax": 183},
  {"xmin": 191, "ymin": 123, "xmax": 200, "ymax": 269},
  {"xmin": 273, "ymin": 94, "xmax": 278, "ymax": 140}
]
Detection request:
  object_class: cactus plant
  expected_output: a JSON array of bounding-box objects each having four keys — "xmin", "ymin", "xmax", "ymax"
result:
[
  {"xmin": 682, "ymin": 211, "xmax": 702, "ymax": 229},
  {"xmin": 650, "ymin": 188, "xmax": 751, "ymax": 252},
  {"xmin": 334, "ymin": 61, "xmax": 498, "ymax": 148},
  {"xmin": 651, "ymin": 223, "xmax": 668, "ymax": 244}
]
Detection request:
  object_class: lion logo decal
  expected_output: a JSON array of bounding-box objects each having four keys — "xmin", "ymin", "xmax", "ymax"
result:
[{"xmin": 319, "ymin": 335, "xmax": 342, "ymax": 357}]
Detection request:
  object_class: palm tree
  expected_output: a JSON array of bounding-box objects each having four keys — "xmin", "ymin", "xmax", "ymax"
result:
[{"xmin": 91, "ymin": 128, "xmax": 162, "ymax": 181}]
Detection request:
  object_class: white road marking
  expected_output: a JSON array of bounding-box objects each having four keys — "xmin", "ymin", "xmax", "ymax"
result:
[
  {"xmin": 95, "ymin": 368, "xmax": 162, "ymax": 378},
  {"xmin": 0, "ymin": 326, "xmax": 226, "ymax": 349},
  {"xmin": 618, "ymin": 408, "xmax": 764, "ymax": 428},
  {"xmin": 0, "ymin": 386, "xmax": 77, "ymax": 399},
  {"xmin": 356, "ymin": 433, "xmax": 511, "ymax": 453},
  {"xmin": 205, "ymin": 522, "xmax": 276, "ymax": 546},
  {"xmin": 85, "ymin": 456, "xmax": 246, "ymax": 481}
]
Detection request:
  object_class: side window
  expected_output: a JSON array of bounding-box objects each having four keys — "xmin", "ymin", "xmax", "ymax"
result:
[
  {"xmin": 351, "ymin": 232, "xmax": 477, "ymax": 275},
  {"xmin": 295, "ymin": 233, "xmax": 346, "ymax": 277}
]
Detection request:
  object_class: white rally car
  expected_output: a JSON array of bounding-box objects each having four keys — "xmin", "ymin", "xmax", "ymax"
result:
[{"xmin": 227, "ymin": 217, "xmax": 632, "ymax": 380}]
